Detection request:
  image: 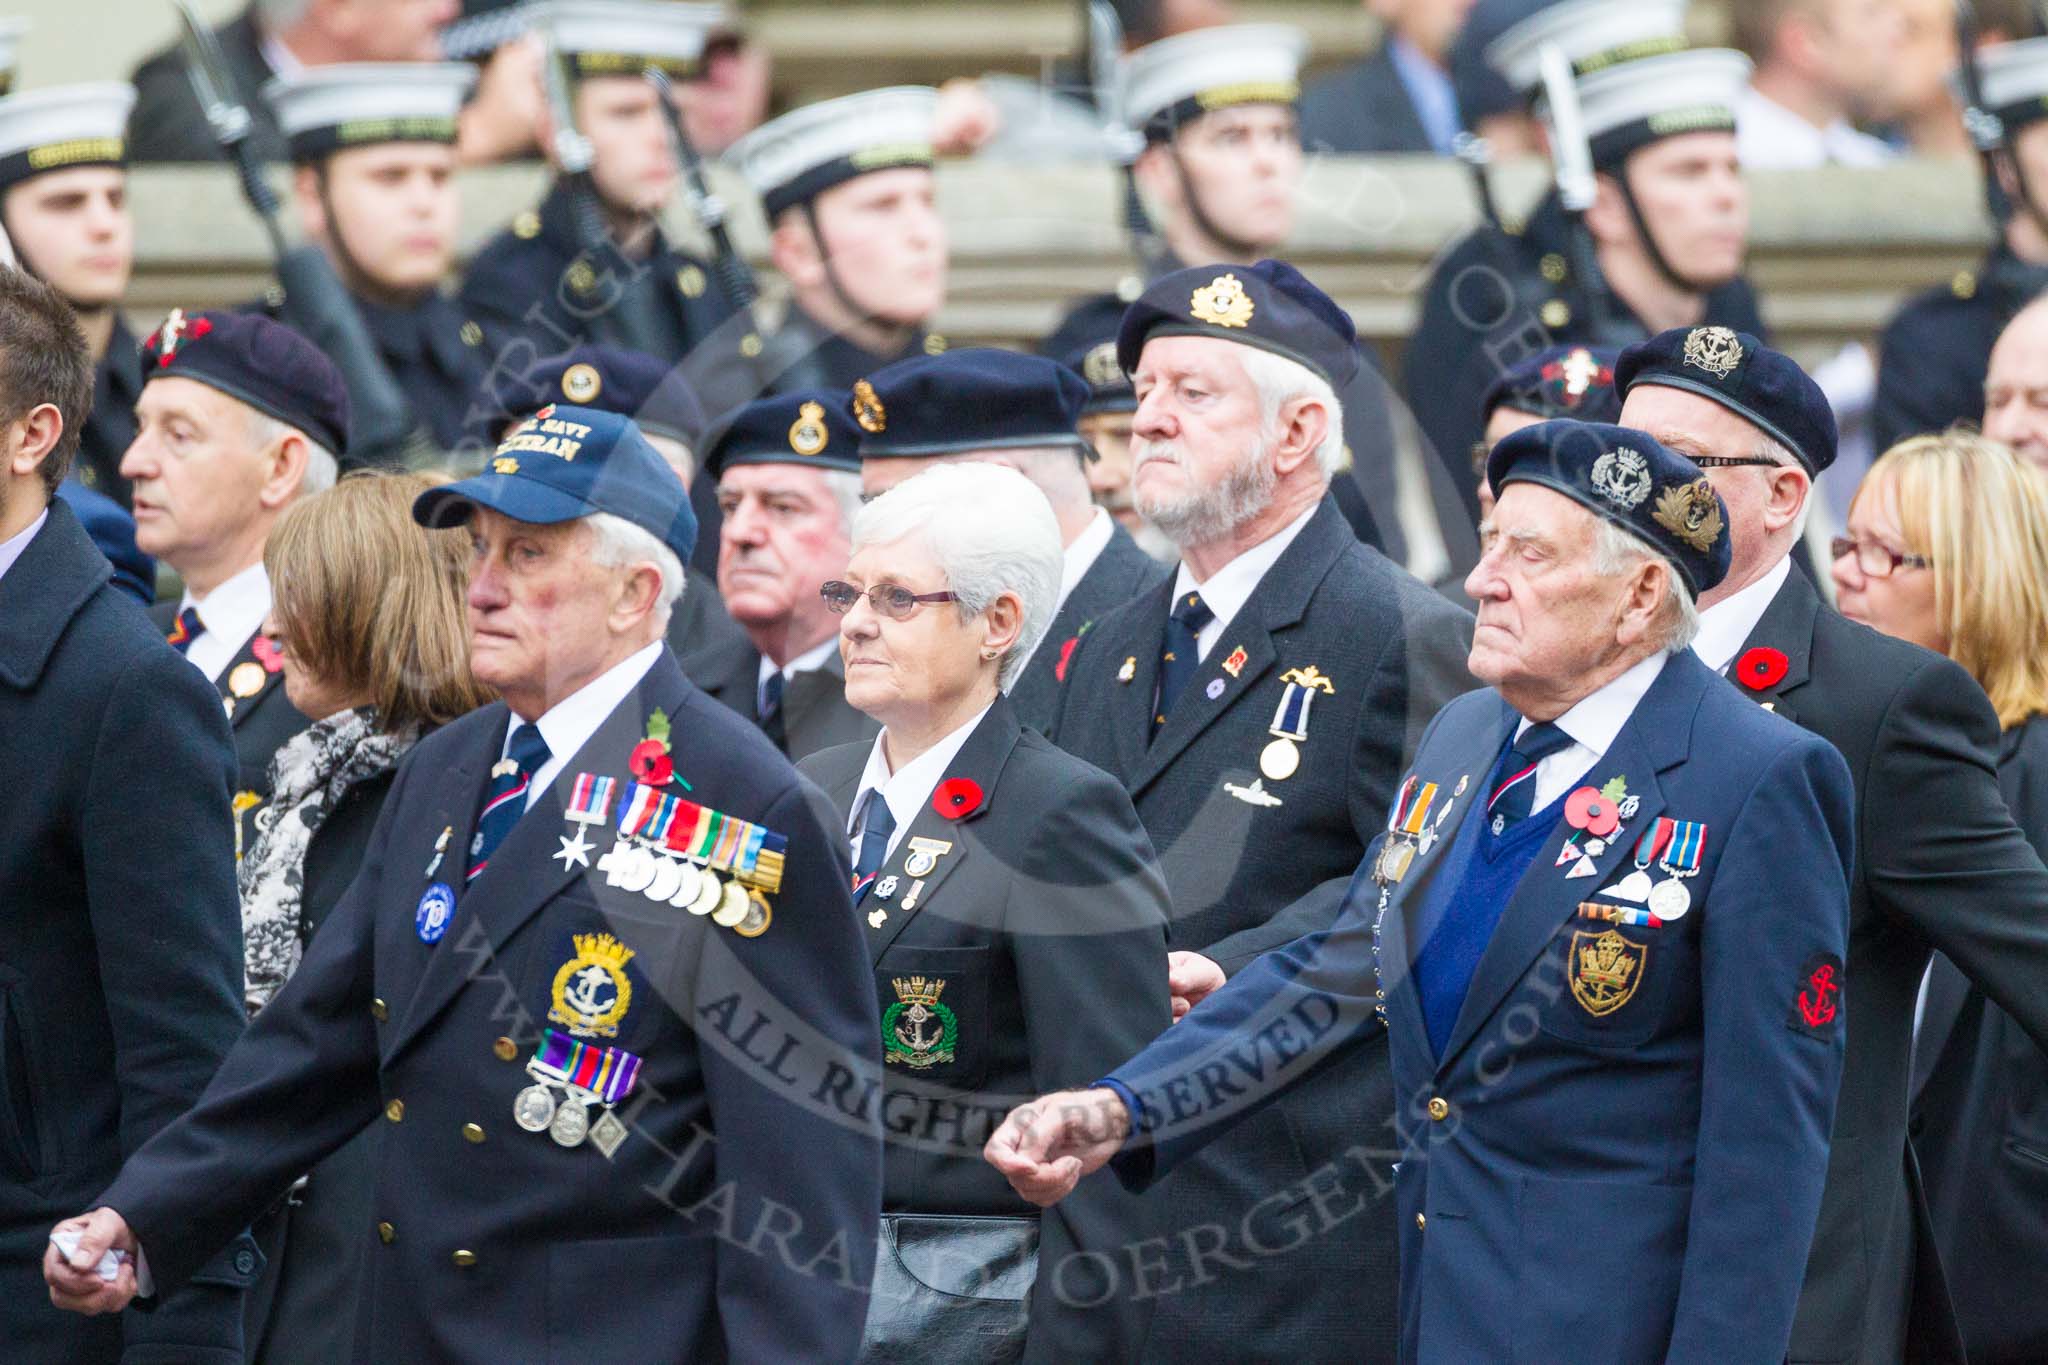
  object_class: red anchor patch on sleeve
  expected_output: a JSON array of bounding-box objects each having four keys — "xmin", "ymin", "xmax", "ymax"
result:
[{"xmin": 1788, "ymin": 952, "xmax": 1844, "ymax": 1037}]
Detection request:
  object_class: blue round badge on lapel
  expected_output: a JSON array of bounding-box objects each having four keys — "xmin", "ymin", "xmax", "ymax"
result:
[{"xmin": 416, "ymin": 882, "xmax": 456, "ymax": 944}]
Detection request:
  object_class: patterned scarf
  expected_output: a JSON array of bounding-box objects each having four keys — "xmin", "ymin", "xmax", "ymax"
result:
[{"xmin": 239, "ymin": 707, "xmax": 416, "ymax": 1016}]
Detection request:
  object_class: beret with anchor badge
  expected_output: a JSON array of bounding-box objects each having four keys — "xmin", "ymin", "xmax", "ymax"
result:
[
  {"xmin": 1615, "ymin": 325, "xmax": 1839, "ymax": 475},
  {"xmin": 1116, "ymin": 258, "xmax": 1362, "ymax": 390}
]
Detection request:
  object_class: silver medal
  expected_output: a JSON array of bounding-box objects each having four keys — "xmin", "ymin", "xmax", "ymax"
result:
[
  {"xmin": 644, "ymin": 854, "xmax": 684, "ymax": 903},
  {"xmin": 588, "ymin": 1108, "xmax": 629, "ymax": 1159},
  {"xmin": 618, "ymin": 846, "xmax": 659, "ymax": 894},
  {"xmin": 667, "ymin": 860, "xmax": 703, "ymax": 909},
  {"xmin": 1647, "ymin": 878, "xmax": 1692, "ymax": 920},
  {"xmin": 549, "ymin": 1098, "xmax": 590, "ymax": 1147},
  {"xmin": 1609, "ymin": 869, "xmax": 1655, "ymax": 903},
  {"xmin": 513, "ymin": 1083, "xmax": 558, "ymax": 1133}
]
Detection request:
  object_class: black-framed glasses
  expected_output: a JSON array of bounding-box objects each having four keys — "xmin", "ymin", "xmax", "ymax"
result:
[
  {"xmin": 820, "ymin": 580, "xmax": 959, "ymax": 620},
  {"xmin": 1691, "ymin": 455, "xmax": 1782, "ymax": 469},
  {"xmin": 1829, "ymin": 536, "xmax": 1930, "ymax": 578}
]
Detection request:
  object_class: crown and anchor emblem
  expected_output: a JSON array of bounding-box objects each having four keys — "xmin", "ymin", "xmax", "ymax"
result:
[
  {"xmin": 1681, "ymin": 325, "xmax": 1743, "ymax": 379},
  {"xmin": 882, "ymin": 975, "xmax": 958, "ymax": 1069},
  {"xmin": 549, "ymin": 932, "xmax": 636, "ymax": 1038},
  {"xmin": 1190, "ymin": 273, "xmax": 1255, "ymax": 328}
]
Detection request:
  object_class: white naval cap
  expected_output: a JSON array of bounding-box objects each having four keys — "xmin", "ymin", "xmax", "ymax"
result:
[
  {"xmin": 0, "ymin": 19, "xmax": 28, "ymax": 99},
  {"xmin": 538, "ymin": 0, "xmax": 728, "ymax": 79},
  {"xmin": 1967, "ymin": 36, "xmax": 2048, "ymax": 132},
  {"xmin": 0, "ymin": 82, "xmax": 135, "ymax": 191},
  {"xmin": 1485, "ymin": 0, "xmax": 1688, "ymax": 99},
  {"xmin": 1119, "ymin": 23, "xmax": 1308, "ymax": 141},
  {"xmin": 265, "ymin": 62, "xmax": 478, "ymax": 162},
  {"xmin": 1565, "ymin": 47, "xmax": 1751, "ymax": 169},
  {"xmin": 726, "ymin": 86, "xmax": 939, "ymax": 218}
]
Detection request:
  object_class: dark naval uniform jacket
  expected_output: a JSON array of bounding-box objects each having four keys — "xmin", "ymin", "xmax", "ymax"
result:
[
  {"xmin": 1047, "ymin": 496, "xmax": 1474, "ymax": 1361},
  {"xmin": 95, "ymin": 646, "xmax": 885, "ymax": 1362},
  {"xmin": 1103, "ymin": 648, "xmax": 1855, "ymax": 1364},
  {"xmin": 458, "ymin": 180, "xmax": 734, "ymax": 369},
  {"xmin": 0, "ymin": 500, "xmax": 258, "ymax": 1362},
  {"xmin": 77, "ymin": 316, "xmax": 143, "ymax": 505},
  {"xmin": 693, "ymin": 639, "xmax": 880, "ymax": 764},
  {"xmin": 800, "ymin": 695, "xmax": 1170, "ymax": 1361},
  {"xmin": 149, "ymin": 601, "xmax": 311, "ymax": 858},
  {"xmin": 685, "ymin": 302, "xmax": 946, "ymax": 419},
  {"xmin": 1872, "ymin": 244, "xmax": 2048, "ymax": 455},
  {"xmin": 1403, "ymin": 190, "xmax": 1770, "ymax": 527},
  {"xmin": 1725, "ymin": 567, "xmax": 2048, "ymax": 1363},
  {"xmin": 1008, "ymin": 519, "xmax": 1167, "ymax": 734}
]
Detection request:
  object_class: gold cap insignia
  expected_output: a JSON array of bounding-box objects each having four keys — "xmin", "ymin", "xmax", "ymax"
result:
[
  {"xmin": 1190, "ymin": 273, "xmax": 1255, "ymax": 328},
  {"xmin": 788, "ymin": 401, "xmax": 830, "ymax": 456},
  {"xmin": 1082, "ymin": 341, "xmax": 1123, "ymax": 387},
  {"xmin": 852, "ymin": 379, "xmax": 886, "ymax": 433},
  {"xmin": 1652, "ymin": 477, "xmax": 1724, "ymax": 553},
  {"xmin": 561, "ymin": 362, "xmax": 602, "ymax": 404},
  {"xmin": 1681, "ymin": 325, "xmax": 1742, "ymax": 379}
]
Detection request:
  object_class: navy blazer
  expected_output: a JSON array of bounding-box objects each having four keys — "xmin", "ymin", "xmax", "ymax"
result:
[
  {"xmin": 95, "ymin": 646, "xmax": 884, "ymax": 1362},
  {"xmin": 1105, "ymin": 650, "xmax": 1854, "ymax": 1364},
  {"xmin": 0, "ymin": 500, "xmax": 256, "ymax": 1362},
  {"xmin": 1008, "ymin": 520, "xmax": 1167, "ymax": 734}
]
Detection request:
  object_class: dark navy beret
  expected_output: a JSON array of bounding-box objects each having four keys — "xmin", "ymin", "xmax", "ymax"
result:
[
  {"xmin": 413, "ymin": 403, "xmax": 697, "ymax": 564},
  {"xmin": 1487, "ymin": 419, "xmax": 1732, "ymax": 596},
  {"xmin": 1615, "ymin": 326, "xmax": 1837, "ymax": 475},
  {"xmin": 1054, "ymin": 334, "xmax": 1136, "ymax": 417},
  {"xmin": 472, "ymin": 345, "xmax": 709, "ymax": 450},
  {"xmin": 142, "ymin": 308, "xmax": 351, "ymax": 457},
  {"xmin": 1117, "ymin": 259, "xmax": 1361, "ymax": 390},
  {"xmin": 852, "ymin": 349, "xmax": 1092, "ymax": 459},
  {"xmin": 702, "ymin": 388, "xmax": 863, "ymax": 479},
  {"xmin": 1482, "ymin": 344, "xmax": 1623, "ymax": 425}
]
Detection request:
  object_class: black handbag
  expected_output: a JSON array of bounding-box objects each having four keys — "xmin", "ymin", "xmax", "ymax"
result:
[{"xmin": 857, "ymin": 1212, "xmax": 1039, "ymax": 1364}]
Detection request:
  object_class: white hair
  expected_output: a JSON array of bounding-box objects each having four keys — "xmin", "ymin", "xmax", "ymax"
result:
[
  {"xmin": 246, "ymin": 410, "xmax": 337, "ymax": 496},
  {"xmin": 1591, "ymin": 518, "xmax": 1700, "ymax": 652},
  {"xmin": 1234, "ymin": 346, "xmax": 1347, "ymax": 479},
  {"xmin": 585, "ymin": 512, "xmax": 686, "ymax": 631},
  {"xmin": 822, "ymin": 468, "xmax": 862, "ymax": 534},
  {"xmin": 850, "ymin": 462, "xmax": 1063, "ymax": 691}
]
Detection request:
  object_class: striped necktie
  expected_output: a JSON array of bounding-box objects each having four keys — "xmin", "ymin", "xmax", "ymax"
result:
[
  {"xmin": 468, "ymin": 723, "xmax": 552, "ymax": 883},
  {"xmin": 1486, "ymin": 722, "xmax": 1575, "ymax": 830},
  {"xmin": 165, "ymin": 605, "xmax": 203, "ymax": 655},
  {"xmin": 850, "ymin": 793, "xmax": 896, "ymax": 904}
]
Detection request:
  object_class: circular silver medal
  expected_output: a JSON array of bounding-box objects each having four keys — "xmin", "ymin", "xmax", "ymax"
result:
[
  {"xmin": 513, "ymin": 1083, "xmax": 558, "ymax": 1133},
  {"xmin": 687, "ymin": 869, "xmax": 722, "ymax": 916},
  {"xmin": 712, "ymin": 878, "xmax": 751, "ymax": 927},
  {"xmin": 667, "ymin": 860, "xmax": 703, "ymax": 908},
  {"xmin": 1260, "ymin": 737, "xmax": 1300, "ymax": 782},
  {"xmin": 644, "ymin": 854, "xmax": 683, "ymax": 903},
  {"xmin": 618, "ymin": 846, "xmax": 659, "ymax": 894},
  {"xmin": 549, "ymin": 1098, "xmax": 590, "ymax": 1147},
  {"xmin": 1647, "ymin": 877, "xmax": 1692, "ymax": 920}
]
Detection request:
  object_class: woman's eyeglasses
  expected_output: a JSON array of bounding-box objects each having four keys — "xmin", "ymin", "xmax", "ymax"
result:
[
  {"xmin": 820, "ymin": 580, "xmax": 959, "ymax": 620},
  {"xmin": 1829, "ymin": 536, "xmax": 1930, "ymax": 578}
]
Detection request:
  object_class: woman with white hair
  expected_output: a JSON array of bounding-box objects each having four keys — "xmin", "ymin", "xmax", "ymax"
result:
[{"xmin": 798, "ymin": 461, "xmax": 1172, "ymax": 1363}]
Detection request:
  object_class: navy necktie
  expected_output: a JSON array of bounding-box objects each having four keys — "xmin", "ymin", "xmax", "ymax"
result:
[
  {"xmin": 166, "ymin": 605, "xmax": 202, "ymax": 655},
  {"xmin": 761, "ymin": 669, "xmax": 787, "ymax": 749},
  {"xmin": 468, "ymin": 723, "xmax": 551, "ymax": 883},
  {"xmin": 1153, "ymin": 591, "xmax": 1215, "ymax": 737},
  {"xmin": 1486, "ymin": 722, "xmax": 1575, "ymax": 830},
  {"xmin": 851, "ymin": 793, "xmax": 896, "ymax": 904}
]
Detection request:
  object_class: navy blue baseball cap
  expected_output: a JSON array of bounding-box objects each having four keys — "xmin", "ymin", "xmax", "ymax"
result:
[
  {"xmin": 471, "ymin": 345, "xmax": 709, "ymax": 450},
  {"xmin": 1487, "ymin": 419, "xmax": 1732, "ymax": 595},
  {"xmin": 1118, "ymin": 260, "xmax": 1361, "ymax": 390},
  {"xmin": 142, "ymin": 308, "xmax": 351, "ymax": 457},
  {"xmin": 1615, "ymin": 326, "xmax": 1838, "ymax": 475},
  {"xmin": 1482, "ymin": 344, "xmax": 1623, "ymax": 425},
  {"xmin": 413, "ymin": 403, "xmax": 697, "ymax": 563},
  {"xmin": 853, "ymin": 349, "xmax": 1093, "ymax": 459},
  {"xmin": 702, "ymin": 388, "xmax": 863, "ymax": 479}
]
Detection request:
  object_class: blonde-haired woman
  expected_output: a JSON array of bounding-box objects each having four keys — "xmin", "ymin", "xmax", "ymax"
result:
[
  {"xmin": 240, "ymin": 470, "xmax": 493, "ymax": 1363},
  {"xmin": 1833, "ymin": 430, "xmax": 2048, "ymax": 1363}
]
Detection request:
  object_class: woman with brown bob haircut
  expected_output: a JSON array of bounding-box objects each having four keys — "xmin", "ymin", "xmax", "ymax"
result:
[{"xmin": 237, "ymin": 469, "xmax": 493, "ymax": 1363}]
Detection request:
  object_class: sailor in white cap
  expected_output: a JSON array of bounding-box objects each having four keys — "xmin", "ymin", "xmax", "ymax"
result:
[
  {"xmin": 717, "ymin": 86, "xmax": 950, "ymax": 405},
  {"xmin": 264, "ymin": 62, "xmax": 486, "ymax": 456},
  {"xmin": 0, "ymin": 80, "xmax": 140, "ymax": 501},
  {"xmin": 1403, "ymin": 0, "xmax": 1764, "ymax": 533},
  {"xmin": 458, "ymin": 0, "xmax": 737, "ymax": 365}
]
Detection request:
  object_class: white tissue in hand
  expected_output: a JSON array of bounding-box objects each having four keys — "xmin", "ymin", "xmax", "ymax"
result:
[{"xmin": 50, "ymin": 1227, "xmax": 129, "ymax": 1283}]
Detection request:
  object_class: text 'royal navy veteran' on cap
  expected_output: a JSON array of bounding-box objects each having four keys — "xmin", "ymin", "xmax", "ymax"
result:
[
  {"xmin": 1487, "ymin": 418, "xmax": 1734, "ymax": 595},
  {"xmin": 0, "ymin": 80, "xmax": 135, "ymax": 199},
  {"xmin": 1614, "ymin": 325, "xmax": 1839, "ymax": 475},
  {"xmin": 415, "ymin": 403, "xmax": 699, "ymax": 565},
  {"xmin": 1117, "ymin": 257, "xmax": 1362, "ymax": 390},
  {"xmin": 263, "ymin": 60, "xmax": 476, "ymax": 163},
  {"xmin": 851, "ymin": 348, "xmax": 1094, "ymax": 494}
]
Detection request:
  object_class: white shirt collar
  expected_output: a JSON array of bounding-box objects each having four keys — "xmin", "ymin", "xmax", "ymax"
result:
[
  {"xmin": 846, "ymin": 700, "xmax": 996, "ymax": 862},
  {"xmin": 511, "ymin": 639, "xmax": 664, "ymax": 809},
  {"xmin": 757, "ymin": 633, "xmax": 839, "ymax": 711},
  {"xmin": 1690, "ymin": 555, "xmax": 1793, "ymax": 675},
  {"xmin": 1513, "ymin": 649, "xmax": 1670, "ymax": 814},
  {"xmin": 1735, "ymin": 86, "xmax": 1892, "ymax": 168},
  {"xmin": 1168, "ymin": 501, "xmax": 1319, "ymax": 660},
  {"xmin": 0, "ymin": 508, "xmax": 47, "ymax": 584},
  {"xmin": 1059, "ymin": 507, "xmax": 1116, "ymax": 611},
  {"xmin": 180, "ymin": 561, "xmax": 273, "ymax": 684}
]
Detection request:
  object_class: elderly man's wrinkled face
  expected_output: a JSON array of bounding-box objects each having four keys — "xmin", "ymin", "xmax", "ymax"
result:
[
  {"xmin": 837, "ymin": 534, "xmax": 994, "ymax": 728},
  {"xmin": 1465, "ymin": 483, "xmax": 1635, "ymax": 695},
  {"xmin": 717, "ymin": 463, "xmax": 851, "ymax": 650},
  {"xmin": 122, "ymin": 377, "xmax": 276, "ymax": 572},
  {"xmin": 1129, "ymin": 336, "xmax": 1273, "ymax": 545},
  {"xmin": 463, "ymin": 510, "xmax": 621, "ymax": 713},
  {"xmin": 1984, "ymin": 306, "xmax": 2048, "ymax": 471},
  {"xmin": 1620, "ymin": 382, "xmax": 1801, "ymax": 585}
]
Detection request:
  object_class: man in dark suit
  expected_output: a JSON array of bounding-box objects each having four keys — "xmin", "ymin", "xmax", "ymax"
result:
[
  {"xmin": 0, "ymin": 266, "xmax": 257, "ymax": 1363},
  {"xmin": 695, "ymin": 389, "xmax": 879, "ymax": 761},
  {"xmin": 123, "ymin": 309, "xmax": 339, "ymax": 858},
  {"xmin": 1047, "ymin": 260, "xmax": 1475, "ymax": 1361},
  {"xmin": 992, "ymin": 421, "xmax": 1856, "ymax": 1364},
  {"xmin": 47, "ymin": 404, "xmax": 883, "ymax": 1361},
  {"xmin": 851, "ymin": 348, "xmax": 1168, "ymax": 733},
  {"xmin": 1299, "ymin": 0, "xmax": 1471, "ymax": 155},
  {"xmin": 1617, "ymin": 324, "xmax": 2048, "ymax": 1363}
]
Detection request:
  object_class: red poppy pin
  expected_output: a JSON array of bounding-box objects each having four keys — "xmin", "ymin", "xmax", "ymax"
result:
[
  {"xmin": 1564, "ymin": 786, "xmax": 1621, "ymax": 838},
  {"xmin": 630, "ymin": 708, "xmax": 676, "ymax": 787},
  {"xmin": 250, "ymin": 635, "xmax": 285, "ymax": 674},
  {"xmin": 1737, "ymin": 647, "xmax": 1789, "ymax": 691},
  {"xmin": 933, "ymin": 778, "xmax": 984, "ymax": 820},
  {"xmin": 1054, "ymin": 635, "xmax": 1079, "ymax": 683}
]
